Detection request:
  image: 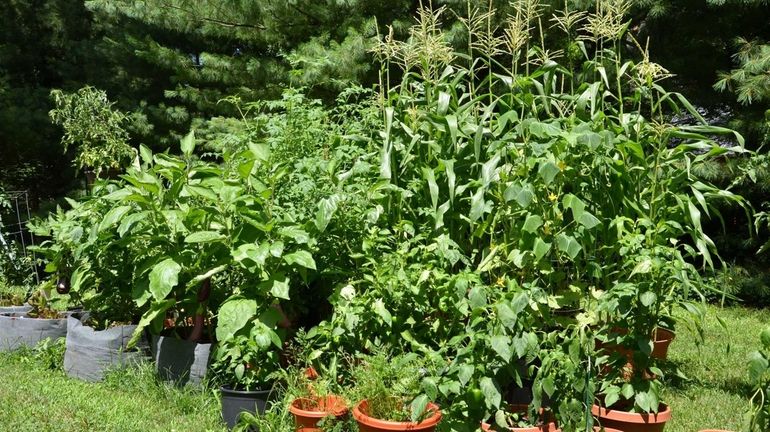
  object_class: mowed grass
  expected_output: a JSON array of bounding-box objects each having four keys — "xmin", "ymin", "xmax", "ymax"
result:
[
  {"xmin": 0, "ymin": 304, "xmax": 765, "ymax": 431},
  {"xmin": 0, "ymin": 355, "xmax": 226, "ymax": 432},
  {"xmin": 664, "ymin": 304, "xmax": 769, "ymax": 432}
]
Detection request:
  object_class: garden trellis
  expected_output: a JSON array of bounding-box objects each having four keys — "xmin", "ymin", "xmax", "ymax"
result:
[{"xmin": 0, "ymin": 190, "xmax": 39, "ymax": 285}]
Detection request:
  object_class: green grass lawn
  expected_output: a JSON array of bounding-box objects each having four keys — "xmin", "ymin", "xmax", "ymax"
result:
[
  {"xmin": 664, "ymin": 305, "xmax": 769, "ymax": 432},
  {"xmin": 0, "ymin": 354, "xmax": 226, "ymax": 431},
  {"xmin": 0, "ymin": 304, "xmax": 764, "ymax": 431}
]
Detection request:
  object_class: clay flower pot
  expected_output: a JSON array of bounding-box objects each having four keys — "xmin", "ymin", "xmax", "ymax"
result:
[
  {"xmin": 591, "ymin": 403, "xmax": 672, "ymax": 432},
  {"xmin": 592, "ymin": 428, "xmax": 622, "ymax": 432},
  {"xmin": 480, "ymin": 421, "xmax": 560, "ymax": 432},
  {"xmin": 289, "ymin": 395, "xmax": 348, "ymax": 429},
  {"xmin": 480, "ymin": 404, "xmax": 560, "ymax": 432},
  {"xmin": 651, "ymin": 328, "xmax": 675, "ymax": 359},
  {"xmin": 352, "ymin": 400, "xmax": 441, "ymax": 432},
  {"xmin": 598, "ymin": 327, "xmax": 676, "ymax": 360}
]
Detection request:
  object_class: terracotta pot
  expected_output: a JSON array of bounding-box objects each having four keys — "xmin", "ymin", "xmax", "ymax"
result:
[
  {"xmin": 592, "ymin": 428, "xmax": 622, "ymax": 432},
  {"xmin": 289, "ymin": 395, "xmax": 348, "ymax": 429},
  {"xmin": 598, "ymin": 327, "xmax": 676, "ymax": 360},
  {"xmin": 480, "ymin": 421, "xmax": 560, "ymax": 432},
  {"xmin": 352, "ymin": 400, "xmax": 441, "ymax": 432},
  {"xmin": 651, "ymin": 328, "xmax": 675, "ymax": 359},
  {"xmin": 480, "ymin": 404, "xmax": 560, "ymax": 432},
  {"xmin": 592, "ymin": 403, "xmax": 672, "ymax": 432}
]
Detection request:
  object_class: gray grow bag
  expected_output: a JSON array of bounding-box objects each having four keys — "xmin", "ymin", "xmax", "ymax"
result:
[
  {"xmin": 151, "ymin": 334, "xmax": 212, "ymax": 386},
  {"xmin": 0, "ymin": 312, "xmax": 67, "ymax": 351},
  {"xmin": 63, "ymin": 315, "xmax": 148, "ymax": 382},
  {"xmin": 0, "ymin": 305, "xmax": 32, "ymax": 315}
]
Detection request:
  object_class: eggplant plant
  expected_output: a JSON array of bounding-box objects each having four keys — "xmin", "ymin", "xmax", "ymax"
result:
[{"xmin": 90, "ymin": 132, "xmax": 320, "ymax": 351}]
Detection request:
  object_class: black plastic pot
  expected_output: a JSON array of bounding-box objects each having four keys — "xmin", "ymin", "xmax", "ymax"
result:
[
  {"xmin": 150, "ymin": 333, "xmax": 212, "ymax": 386},
  {"xmin": 220, "ymin": 386, "xmax": 272, "ymax": 429}
]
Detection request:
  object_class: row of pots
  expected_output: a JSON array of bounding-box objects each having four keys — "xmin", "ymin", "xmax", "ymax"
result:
[
  {"xmin": 0, "ymin": 312, "xmax": 729, "ymax": 432},
  {"xmin": 0, "ymin": 310, "xmax": 211, "ymax": 385},
  {"xmin": 270, "ymin": 392, "xmax": 668, "ymax": 432}
]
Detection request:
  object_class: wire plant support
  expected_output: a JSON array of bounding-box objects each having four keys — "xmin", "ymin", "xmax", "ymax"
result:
[{"xmin": 0, "ymin": 190, "xmax": 39, "ymax": 286}]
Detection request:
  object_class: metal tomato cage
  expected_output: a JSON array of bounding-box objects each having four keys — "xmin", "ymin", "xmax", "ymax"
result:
[{"xmin": 0, "ymin": 190, "xmax": 39, "ymax": 285}]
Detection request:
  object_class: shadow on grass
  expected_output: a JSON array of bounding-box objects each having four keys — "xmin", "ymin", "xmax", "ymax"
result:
[{"xmin": 666, "ymin": 359, "xmax": 754, "ymax": 398}]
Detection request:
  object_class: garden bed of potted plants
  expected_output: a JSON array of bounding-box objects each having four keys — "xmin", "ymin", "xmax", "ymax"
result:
[{"xmin": 13, "ymin": 2, "xmax": 758, "ymax": 431}]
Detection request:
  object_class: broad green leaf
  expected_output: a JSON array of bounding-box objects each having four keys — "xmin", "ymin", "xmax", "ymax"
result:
[
  {"xmin": 283, "ymin": 250, "xmax": 316, "ymax": 270},
  {"xmin": 117, "ymin": 212, "xmax": 147, "ymax": 237},
  {"xmin": 252, "ymin": 321, "xmax": 282, "ymax": 349},
  {"xmin": 422, "ymin": 377, "xmax": 438, "ymax": 401},
  {"xmin": 578, "ymin": 212, "xmax": 601, "ymax": 229},
  {"xmin": 373, "ymin": 299, "xmax": 392, "ymax": 324},
  {"xmin": 634, "ymin": 390, "xmax": 658, "ymax": 413},
  {"xmin": 315, "ymin": 195, "xmax": 340, "ymax": 232},
  {"xmin": 604, "ymin": 389, "xmax": 620, "ymax": 408},
  {"xmin": 186, "ymin": 185, "xmax": 218, "ymax": 201},
  {"xmin": 563, "ymin": 194, "xmax": 585, "ymax": 222},
  {"xmin": 128, "ymin": 299, "xmax": 174, "ymax": 347},
  {"xmin": 184, "ymin": 231, "xmax": 225, "ymax": 243},
  {"xmin": 139, "ymin": 144, "xmax": 153, "ymax": 164},
  {"xmin": 748, "ymin": 351, "xmax": 769, "ymax": 383},
  {"xmin": 631, "ymin": 259, "xmax": 653, "ymax": 276},
  {"xmin": 99, "ymin": 206, "xmax": 132, "ymax": 232},
  {"xmin": 504, "ymin": 183, "xmax": 534, "ymax": 208},
  {"xmin": 480, "ymin": 377, "xmax": 502, "ymax": 409},
  {"xmin": 497, "ymin": 303, "xmax": 517, "ymax": 329},
  {"xmin": 233, "ymin": 243, "xmax": 270, "ymax": 269},
  {"xmin": 410, "ymin": 394, "xmax": 430, "ymax": 423},
  {"xmin": 556, "ymin": 233, "xmax": 582, "ymax": 259},
  {"xmin": 148, "ymin": 258, "xmax": 181, "ymax": 301},
  {"xmin": 538, "ymin": 161, "xmax": 560, "ymax": 185},
  {"xmin": 541, "ymin": 376, "xmax": 555, "ymax": 397},
  {"xmin": 216, "ymin": 297, "xmax": 257, "ymax": 341},
  {"xmin": 640, "ymin": 291, "xmax": 657, "ymax": 307},
  {"xmin": 533, "ymin": 238, "xmax": 551, "ymax": 262},
  {"xmin": 180, "ymin": 130, "xmax": 195, "ymax": 156},
  {"xmin": 522, "ymin": 214, "xmax": 543, "ymax": 233},
  {"xmin": 458, "ymin": 364, "xmax": 474, "ymax": 386},
  {"xmin": 277, "ymin": 226, "xmax": 310, "ymax": 244},
  {"xmin": 491, "ymin": 335, "xmax": 513, "ymax": 361},
  {"xmin": 270, "ymin": 277, "xmax": 290, "ymax": 300}
]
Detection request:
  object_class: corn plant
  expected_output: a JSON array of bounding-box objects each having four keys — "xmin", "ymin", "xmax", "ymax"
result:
[{"xmin": 315, "ymin": 0, "xmax": 749, "ymax": 429}]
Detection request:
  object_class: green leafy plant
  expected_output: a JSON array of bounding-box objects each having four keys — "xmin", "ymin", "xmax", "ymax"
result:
[
  {"xmin": 49, "ymin": 86, "xmax": 136, "ymax": 173},
  {"xmin": 745, "ymin": 326, "xmax": 770, "ymax": 432},
  {"xmin": 348, "ymin": 351, "xmax": 441, "ymax": 423}
]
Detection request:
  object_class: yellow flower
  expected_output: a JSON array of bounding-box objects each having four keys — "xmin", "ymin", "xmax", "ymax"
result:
[
  {"xmin": 558, "ymin": 160, "xmax": 567, "ymax": 171},
  {"xmin": 549, "ymin": 193, "xmax": 558, "ymax": 202}
]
